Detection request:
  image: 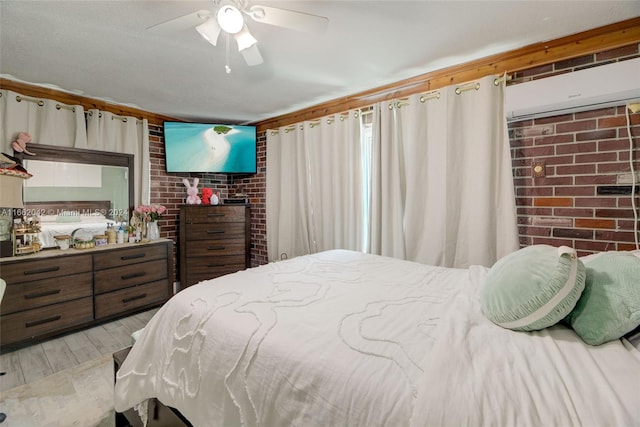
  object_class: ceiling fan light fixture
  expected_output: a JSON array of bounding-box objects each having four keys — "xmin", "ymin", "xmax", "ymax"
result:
[
  {"xmin": 217, "ymin": 3, "xmax": 244, "ymax": 34},
  {"xmin": 240, "ymin": 43, "xmax": 264, "ymax": 66},
  {"xmin": 235, "ymin": 25, "xmax": 257, "ymax": 51},
  {"xmin": 195, "ymin": 17, "xmax": 221, "ymax": 46}
]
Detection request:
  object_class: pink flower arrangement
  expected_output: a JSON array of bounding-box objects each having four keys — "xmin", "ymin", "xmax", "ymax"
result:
[{"xmin": 134, "ymin": 204, "xmax": 166, "ymax": 222}]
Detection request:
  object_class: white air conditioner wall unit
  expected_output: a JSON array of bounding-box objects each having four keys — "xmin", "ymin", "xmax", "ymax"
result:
[{"xmin": 505, "ymin": 57, "xmax": 640, "ymax": 122}]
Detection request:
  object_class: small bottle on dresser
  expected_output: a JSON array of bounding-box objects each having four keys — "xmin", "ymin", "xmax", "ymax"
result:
[
  {"xmin": 106, "ymin": 224, "xmax": 117, "ymax": 244},
  {"xmin": 117, "ymin": 225, "xmax": 124, "ymax": 244}
]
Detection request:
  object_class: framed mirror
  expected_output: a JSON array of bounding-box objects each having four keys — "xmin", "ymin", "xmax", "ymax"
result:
[
  {"xmin": 16, "ymin": 144, "xmax": 134, "ymax": 216},
  {"xmin": 12, "ymin": 144, "xmax": 134, "ymax": 250}
]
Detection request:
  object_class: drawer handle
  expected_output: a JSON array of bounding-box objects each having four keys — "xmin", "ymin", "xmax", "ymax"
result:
[
  {"xmin": 122, "ymin": 272, "xmax": 146, "ymax": 280},
  {"xmin": 121, "ymin": 253, "xmax": 145, "ymax": 260},
  {"xmin": 207, "ymin": 230, "xmax": 225, "ymax": 235},
  {"xmin": 207, "ymin": 245, "xmax": 226, "ymax": 251},
  {"xmin": 207, "ymin": 213, "xmax": 225, "ymax": 217},
  {"xmin": 24, "ymin": 266, "xmax": 60, "ymax": 275},
  {"xmin": 25, "ymin": 289, "xmax": 61, "ymax": 300},
  {"xmin": 123, "ymin": 293, "xmax": 147, "ymax": 303},
  {"xmin": 26, "ymin": 315, "xmax": 61, "ymax": 328}
]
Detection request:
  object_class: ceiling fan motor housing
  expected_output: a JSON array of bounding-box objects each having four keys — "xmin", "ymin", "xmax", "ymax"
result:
[{"xmin": 216, "ymin": 1, "xmax": 244, "ymax": 34}]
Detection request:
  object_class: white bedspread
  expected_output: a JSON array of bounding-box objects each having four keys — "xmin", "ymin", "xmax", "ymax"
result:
[
  {"xmin": 412, "ymin": 265, "xmax": 640, "ymax": 427},
  {"xmin": 114, "ymin": 250, "xmax": 640, "ymax": 426}
]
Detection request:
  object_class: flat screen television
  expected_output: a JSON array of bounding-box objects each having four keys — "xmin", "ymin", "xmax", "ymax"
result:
[{"xmin": 164, "ymin": 122, "xmax": 257, "ymax": 173}]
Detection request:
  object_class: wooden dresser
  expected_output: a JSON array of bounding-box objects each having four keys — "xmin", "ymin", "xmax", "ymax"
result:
[
  {"xmin": 179, "ymin": 204, "xmax": 250, "ymax": 289},
  {"xmin": 0, "ymin": 239, "xmax": 173, "ymax": 350}
]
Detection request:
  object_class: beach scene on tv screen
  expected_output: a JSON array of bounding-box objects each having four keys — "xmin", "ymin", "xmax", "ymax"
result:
[{"xmin": 165, "ymin": 123, "xmax": 256, "ymax": 173}]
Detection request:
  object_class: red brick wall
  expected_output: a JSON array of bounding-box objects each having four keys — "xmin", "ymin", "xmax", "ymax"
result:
[
  {"xmin": 148, "ymin": 124, "xmax": 268, "ymax": 271},
  {"xmin": 509, "ymin": 45, "xmax": 640, "ymax": 255}
]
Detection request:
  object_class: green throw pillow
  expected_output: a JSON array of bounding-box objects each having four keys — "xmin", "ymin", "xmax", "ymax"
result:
[
  {"xmin": 481, "ymin": 245, "xmax": 586, "ymax": 331},
  {"xmin": 565, "ymin": 252, "xmax": 640, "ymax": 346}
]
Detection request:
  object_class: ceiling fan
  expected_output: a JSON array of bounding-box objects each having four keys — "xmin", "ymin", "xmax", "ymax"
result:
[{"xmin": 147, "ymin": 0, "xmax": 329, "ymax": 73}]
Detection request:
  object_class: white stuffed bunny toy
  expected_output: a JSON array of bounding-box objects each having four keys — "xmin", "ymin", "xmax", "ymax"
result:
[{"xmin": 183, "ymin": 178, "xmax": 201, "ymax": 204}]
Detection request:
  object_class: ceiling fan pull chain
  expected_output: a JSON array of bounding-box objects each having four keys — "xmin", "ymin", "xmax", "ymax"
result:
[{"xmin": 225, "ymin": 32, "xmax": 231, "ymax": 74}]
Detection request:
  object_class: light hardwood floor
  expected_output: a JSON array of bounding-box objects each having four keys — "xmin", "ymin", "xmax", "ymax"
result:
[{"xmin": 0, "ymin": 308, "xmax": 158, "ymax": 393}]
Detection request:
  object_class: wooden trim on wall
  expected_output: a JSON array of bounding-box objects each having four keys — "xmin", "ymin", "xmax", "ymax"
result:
[
  {"xmin": 0, "ymin": 78, "xmax": 180, "ymax": 126},
  {"xmin": 1, "ymin": 17, "xmax": 638, "ymax": 130},
  {"xmin": 255, "ymin": 17, "xmax": 640, "ymax": 132}
]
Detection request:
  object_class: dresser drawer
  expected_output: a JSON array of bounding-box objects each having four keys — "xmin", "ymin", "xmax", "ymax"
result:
[
  {"xmin": 1, "ymin": 255, "xmax": 92, "ymax": 285},
  {"xmin": 186, "ymin": 240, "xmax": 247, "ymax": 257},
  {"xmin": 94, "ymin": 280, "xmax": 168, "ymax": 319},
  {"xmin": 184, "ymin": 206, "xmax": 246, "ymax": 223},
  {"xmin": 186, "ymin": 265, "xmax": 244, "ymax": 286},
  {"xmin": 184, "ymin": 222, "xmax": 247, "ymax": 241},
  {"xmin": 93, "ymin": 244, "xmax": 167, "ymax": 270},
  {"xmin": 2, "ymin": 273, "xmax": 93, "ymax": 315},
  {"xmin": 1, "ymin": 297, "xmax": 93, "ymax": 346},
  {"xmin": 94, "ymin": 259, "xmax": 168, "ymax": 294},
  {"xmin": 185, "ymin": 255, "xmax": 246, "ymax": 285}
]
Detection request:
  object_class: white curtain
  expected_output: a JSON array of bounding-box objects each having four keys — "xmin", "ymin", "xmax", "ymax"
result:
[
  {"xmin": 368, "ymin": 103, "xmax": 408, "ymax": 259},
  {"xmin": 0, "ymin": 89, "xmax": 87, "ymax": 153},
  {"xmin": 370, "ymin": 75, "xmax": 519, "ymax": 268},
  {"xmin": 86, "ymin": 110, "xmax": 150, "ymax": 206},
  {"xmin": 266, "ymin": 112, "xmax": 364, "ymax": 261},
  {"xmin": 306, "ymin": 113, "xmax": 364, "ymax": 252},
  {"xmin": 266, "ymin": 124, "xmax": 313, "ymax": 261}
]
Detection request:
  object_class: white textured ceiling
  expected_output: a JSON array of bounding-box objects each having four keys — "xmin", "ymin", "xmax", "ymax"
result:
[{"xmin": 1, "ymin": 1, "xmax": 639, "ymax": 124}]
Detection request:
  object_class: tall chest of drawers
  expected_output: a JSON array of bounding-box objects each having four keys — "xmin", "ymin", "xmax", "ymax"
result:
[
  {"xmin": 179, "ymin": 204, "xmax": 250, "ymax": 289},
  {"xmin": 0, "ymin": 239, "xmax": 173, "ymax": 350}
]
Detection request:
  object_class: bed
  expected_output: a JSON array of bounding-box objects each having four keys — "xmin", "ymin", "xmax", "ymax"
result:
[
  {"xmin": 25, "ymin": 201, "xmax": 115, "ymax": 248},
  {"xmin": 114, "ymin": 249, "xmax": 640, "ymax": 426}
]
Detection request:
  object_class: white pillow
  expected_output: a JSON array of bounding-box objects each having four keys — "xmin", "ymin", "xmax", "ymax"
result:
[
  {"xmin": 39, "ymin": 214, "xmax": 58, "ymax": 223},
  {"xmin": 79, "ymin": 213, "xmax": 108, "ymax": 222}
]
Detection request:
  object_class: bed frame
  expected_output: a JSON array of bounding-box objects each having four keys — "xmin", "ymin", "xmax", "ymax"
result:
[{"xmin": 114, "ymin": 347, "xmax": 192, "ymax": 427}]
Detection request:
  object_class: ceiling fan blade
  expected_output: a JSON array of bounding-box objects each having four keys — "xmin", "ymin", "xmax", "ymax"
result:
[
  {"xmin": 196, "ymin": 17, "xmax": 222, "ymax": 46},
  {"xmin": 146, "ymin": 9, "xmax": 211, "ymax": 33},
  {"xmin": 234, "ymin": 25, "xmax": 257, "ymax": 52},
  {"xmin": 240, "ymin": 44, "xmax": 264, "ymax": 66},
  {"xmin": 248, "ymin": 5, "xmax": 328, "ymax": 34}
]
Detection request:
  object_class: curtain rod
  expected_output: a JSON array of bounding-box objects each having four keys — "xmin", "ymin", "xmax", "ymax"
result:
[
  {"xmin": 86, "ymin": 110, "xmax": 142, "ymax": 123},
  {"xmin": 4, "ymin": 92, "xmax": 145, "ymax": 126},
  {"xmin": 15, "ymin": 95, "xmax": 44, "ymax": 107},
  {"xmin": 455, "ymin": 82, "xmax": 481, "ymax": 94},
  {"xmin": 420, "ymin": 90, "xmax": 441, "ymax": 103},
  {"xmin": 56, "ymin": 103, "xmax": 76, "ymax": 112},
  {"xmin": 12, "ymin": 94, "xmax": 79, "ymax": 113},
  {"xmin": 270, "ymin": 109, "xmax": 366, "ymax": 134},
  {"xmin": 14, "ymin": 94, "xmax": 82, "ymax": 114},
  {"xmin": 388, "ymin": 75, "xmax": 511, "ymax": 109}
]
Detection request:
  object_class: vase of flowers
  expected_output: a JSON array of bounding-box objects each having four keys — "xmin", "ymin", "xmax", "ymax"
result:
[
  {"xmin": 133, "ymin": 204, "xmax": 166, "ymax": 241},
  {"xmin": 147, "ymin": 220, "xmax": 160, "ymax": 240}
]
